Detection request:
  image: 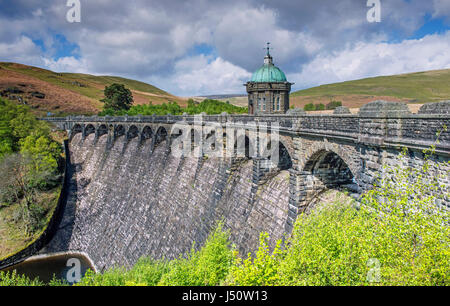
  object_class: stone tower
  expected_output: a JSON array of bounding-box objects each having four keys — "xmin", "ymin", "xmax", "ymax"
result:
[{"xmin": 245, "ymin": 43, "xmax": 293, "ymax": 115}]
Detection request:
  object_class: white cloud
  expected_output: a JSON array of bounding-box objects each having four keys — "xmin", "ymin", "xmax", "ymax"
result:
[
  {"xmin": 433, "ymin": 0, "xmax": 450, "ymax": 20},
  {"xmin": 152, "ymin": 55, "xmax": 251, "ymax": 96},
  {"xmin": 0, "ymin": 35, "xmax": 43, "ymax": 66},
  {"xmin": 42, "ymin": 56, "xmax": 89, "ymax": 73},
  {"xmin": 291, "ymin": 31, "xmax": 450, "ymax": 89}
]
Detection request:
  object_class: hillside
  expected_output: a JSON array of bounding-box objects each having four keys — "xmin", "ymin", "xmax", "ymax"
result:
[
  {"xmin": 290, "ymin": 69, "xmax": 450, "ymax": 111},
  {"xmin": 0, "ymin": 62, "xmax": 186, "ymax": 116}
]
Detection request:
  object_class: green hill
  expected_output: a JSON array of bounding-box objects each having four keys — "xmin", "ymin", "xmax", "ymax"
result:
[
  {"xmin": 0, "ymin": 62, "xmax": 186, "ymax": 116},
  {"xmin": 290, "ymin": 69, "xmax": 450, "ymax": 110}
]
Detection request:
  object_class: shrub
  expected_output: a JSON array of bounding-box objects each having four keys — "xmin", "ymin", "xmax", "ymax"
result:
[
  {"xmin": 326, "ymin": 100, "xmax": 342, "ymax": 110},
  {"xmin": 315, "ymin": 103, "xmax": 325, "ymax": 111},
  {"xmin": 158, "ymin": 222, "xmax": 233, "ymax": 286},
  {"xmin": 304, "ymin": 103, "xmax": 315, "ymax": 111},
  {"xmin": 227, "ymin": 232, "xmax": 284, "ymax": 286}
]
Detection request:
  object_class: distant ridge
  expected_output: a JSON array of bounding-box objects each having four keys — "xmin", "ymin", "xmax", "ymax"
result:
[
  {"xmin": 0, "ymin": 62, "xmax": 186, "ymax": 116},
  {"xmin": 289, "ymin": 69, "xmax": 450, "ymax": 110}
]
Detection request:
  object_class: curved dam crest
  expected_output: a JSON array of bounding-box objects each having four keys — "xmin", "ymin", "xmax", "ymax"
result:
[
  {"xmin": 42, "ymin": 133, "xmax": 290, "ymax": 271},
  {"xmin": 38, "ymin": 101, "xmax": 450, "ymax": 271}
]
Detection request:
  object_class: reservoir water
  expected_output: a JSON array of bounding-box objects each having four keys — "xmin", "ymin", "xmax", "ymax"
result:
[{"xmin": 1, "ymin": 252, "xmax": 95, "ymax": 284}]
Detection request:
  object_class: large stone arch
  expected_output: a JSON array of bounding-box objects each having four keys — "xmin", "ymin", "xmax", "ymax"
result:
[{"xmin": 298, "ymin": 139, "xmax": 361, "ymax": 182}]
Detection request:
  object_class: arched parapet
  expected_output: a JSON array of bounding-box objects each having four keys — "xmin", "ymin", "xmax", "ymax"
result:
[
  {"xmin": 113, "ymin": 125, "xmax": 126, "ymax": 141},
  {"xmin": 82, "ymin": 124, "xmax": 96, "ymax": 141},
  {"xmin": 95, "ymin": 124, "xmax": 108, "ymax": 139},
  {"xmin": 297, "ymin": 139, "xmax": 361, "ymax": 184},
  {"xmin": 69, "ymin": 124, "xmax": 83, "ymax": 142},
  {"xmin": 155, "ymin": 126, "xmax": 169, "ymax": 146},
  {"xmin": 126, "ymin": 125, "xmax": 139, "ymax": 141},
  {"xmin": 140, "ymin": 126, "xmax": 153, "ymax": 143},
  {"xmin": 285, "ymin": 138, "xmax": 362, "ymax": 232}
]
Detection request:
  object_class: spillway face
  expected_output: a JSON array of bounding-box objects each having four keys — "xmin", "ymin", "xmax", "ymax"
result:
[{"xmin": 44, "ymin": 133, "xmax": 290, "ymax": 271}]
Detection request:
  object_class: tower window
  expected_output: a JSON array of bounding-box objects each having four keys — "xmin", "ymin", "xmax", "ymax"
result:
[
  {"xmin": 263, "ymin": 97, "xmax": 266, "ymax": 111},
  {"xmin": 276, "ymin": 97, "xmax": 280, "ymax": 111}
]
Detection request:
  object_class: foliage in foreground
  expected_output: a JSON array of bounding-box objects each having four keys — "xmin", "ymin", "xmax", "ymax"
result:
[{"xmin": 1, "ymin": 141, "xmax": 448, "ymax": 286}]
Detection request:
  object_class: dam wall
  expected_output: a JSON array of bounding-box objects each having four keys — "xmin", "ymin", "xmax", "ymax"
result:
[
  {"xmin": 36, "ymin": 101, "xmax": 450, "ymax": 271},
  {"xmin": 43, "ymin": 133, "xmax": 290, "ymax": 271}
]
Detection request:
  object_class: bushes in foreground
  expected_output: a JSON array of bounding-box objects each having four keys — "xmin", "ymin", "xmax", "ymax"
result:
[{"xmin": 1, "ymin": 141, "xmax": 448, "ymax": 286}]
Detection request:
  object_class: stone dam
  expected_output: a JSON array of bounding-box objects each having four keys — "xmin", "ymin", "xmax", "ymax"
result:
[{"xmin": 1, "ymin": 101, "xmax": 449, "ymax": 272}]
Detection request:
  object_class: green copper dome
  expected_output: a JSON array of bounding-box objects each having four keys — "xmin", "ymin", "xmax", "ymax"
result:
[{"xmin": 250, "ymin": 62, "xmax": 287, "ymax": 83}]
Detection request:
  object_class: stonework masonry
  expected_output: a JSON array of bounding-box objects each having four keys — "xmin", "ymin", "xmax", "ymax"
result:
[{"xmin": 20, "ymin": 101, "xmax": 450, "ymax": 270}]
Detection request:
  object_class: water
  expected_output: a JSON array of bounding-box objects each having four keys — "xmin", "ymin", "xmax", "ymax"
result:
[{"xmin": 1, "ymin": 252, "xmax": 95, "ymax": 284}]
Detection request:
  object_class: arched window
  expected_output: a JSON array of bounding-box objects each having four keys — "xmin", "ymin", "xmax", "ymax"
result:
[
  {"xmin": 276, "ymin": 96, "xmax": 280, "ymax": 111},
  {"xmin": 263, "ymin": 97, "xmax": 266, "ymax": 111}
]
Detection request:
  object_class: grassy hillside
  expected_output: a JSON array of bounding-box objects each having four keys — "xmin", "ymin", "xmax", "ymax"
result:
[
  {"xmin": 290, "ymin": 69, "xmax": 450, "ymax": 110},
  {"xmin": 0, "ymin": 62, "xmax": 186, "ymax": 116}
]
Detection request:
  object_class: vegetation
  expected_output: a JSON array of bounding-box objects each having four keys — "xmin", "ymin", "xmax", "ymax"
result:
[
  {"xmin": 291, "ymin": 69, "xmax": 450, "ymax": 104},
  {"xmin": 326, "ymin": 100, "xmax": 342, "ymax": 110},
  {"xmin": 2, "ymin": 138, "xmax": 448, "ymax": 286},
  {"xmin": 1, "ymin": 99, "xmax": 447, "ymax": 286},
  {"xmin": 0, "ymin": 98, "xmax": 62, "ymax": 257},
  {"xmin": 0, "ymin": 62, "xmax": 185, "ymax": 116},
  {"xmin": 99, "ymin": 98, "xmax": 248, "ymax": 116},
  {"xmin": 101, "ymin": 83, "xmax": 134, "ymax": 112},
  {"xmin": 304, "ymin": 102, "xmax": 325, "ymax": 111}
]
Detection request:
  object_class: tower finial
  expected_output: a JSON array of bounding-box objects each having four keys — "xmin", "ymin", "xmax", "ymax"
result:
[{"xmin": 263, "ymin": 42, "xmax": 273, "ymax": 65}]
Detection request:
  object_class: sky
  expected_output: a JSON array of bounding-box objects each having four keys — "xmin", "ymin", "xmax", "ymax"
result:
[{"xmin": 0, "ymin": 0, "xmax": 449, "ymax": 96}]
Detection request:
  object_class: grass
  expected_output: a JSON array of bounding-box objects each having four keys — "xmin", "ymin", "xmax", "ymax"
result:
[
  {"xmin": 0, "ymin": 186, "xmax": 61, "ymax": 260},
  {"xmin": 291, "ymin": 69, "xmax": 450, "ymax": 104},
  {"xmin": 0, "ymin": 62, "xmax": 187, "ymax": 116}
]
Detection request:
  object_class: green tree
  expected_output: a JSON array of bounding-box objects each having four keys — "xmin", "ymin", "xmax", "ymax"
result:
[
  {"xmin": 101, "ymin": 83, "xmax": 134, "ymax": 111},
  {"xmin": 304, "ymin": 103, "xmax": 315, "ymax": 111}
]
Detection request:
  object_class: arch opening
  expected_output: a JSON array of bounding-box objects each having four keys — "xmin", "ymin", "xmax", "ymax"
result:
[
  {"xmin": 114, "ymin": 125, "xmax": 125, "ymax": 139},
  {"xmin": 141, "ymin": 126, "xmax": 153, "ymax": 141},
  {"xmin": 97, "ymin": 125, "xmax": 108, "ymax": 138},
  {"xmin": 155, "ymin": 127, "xmax": 168, "ymax": 145},
  {"xmin": 262, "ymin": 140, "xmax": 293, "ymax": 171},
  {"xmin": 84, "ymin": 124, "xmax": 95, "ymax": 138},
  {"xmin": 304, "ymin": 149, "xmax": 355, "ymax": 193},
  {"xmin": 127, "ymin": 126, "xmax": 139, "ymax": 140}
]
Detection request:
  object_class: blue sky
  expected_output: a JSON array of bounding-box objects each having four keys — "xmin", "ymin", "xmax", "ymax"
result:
[{"xmin": 0, "ymin": 0, "xmax": 449, "ymax": 96}]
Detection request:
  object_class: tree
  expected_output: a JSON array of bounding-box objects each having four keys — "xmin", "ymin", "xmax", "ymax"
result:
[{"xmin": 101, "ymin": 83, "xmax": 134, "ymax": 111}]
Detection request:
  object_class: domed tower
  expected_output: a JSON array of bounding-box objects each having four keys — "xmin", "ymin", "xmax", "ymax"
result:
[{"xmin": 245, "ymin": 43, "xmax": 293, "ymax": 115}]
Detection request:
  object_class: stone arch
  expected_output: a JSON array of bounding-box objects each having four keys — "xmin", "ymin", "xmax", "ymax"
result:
[
  {"xmin": 233, "ymin": 133, "xmax": 255, "ymax": 159},
  {"xmin": 303, "ymin": 149, "xmax": 354, "ymax": 188},
  {"xmin": 97, "ymin": 124, "xmax": 108, "ymax": 138},
  {"xmin": 261, "ymin": 140, "xmax": 293, "ymax": 171},
  {"xmin": 70, "ymin": 124, "xmax": 83, "ymax": 141},
  {"xmin": 114, "ymin": 125, "xmax": 126, "ymax": 140},
  {"xmin": 155, "ymin": 126, "xmax": 168, "ymax": 145},
  {"xmin": 127, "ymin": 125, "xmax": 139, "ymax": 140},
  {"xmin": 141, "ymin": 126, "xmax": 153, "ymax": 142},
  {"xmin": 299, "ymin": 141, "xmax": 361, "ymax": 181},
  {"xmin": 83, "ymin": 124, "xmax": 96, "ymax": 139}
]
